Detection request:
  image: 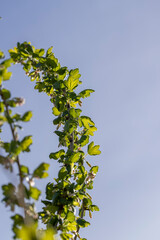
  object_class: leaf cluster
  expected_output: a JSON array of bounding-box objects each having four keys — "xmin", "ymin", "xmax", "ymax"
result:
[{"xmin": 0, "ymin": 42, "xmax": 101, "ymax": 240}]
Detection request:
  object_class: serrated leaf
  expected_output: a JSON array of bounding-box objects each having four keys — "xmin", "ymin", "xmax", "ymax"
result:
[
  {"xmin": 64, "ymin": 68, "xmax": 81, "ymax": 91},
  {"xmin": 88, "ymin": 141, "xmax": 101, "ymax": 155}
]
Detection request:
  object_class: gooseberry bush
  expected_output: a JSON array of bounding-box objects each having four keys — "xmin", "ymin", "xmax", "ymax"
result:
[{"xmin": 0, "ymin": 42, "xmax": 101, "ymax": 240}]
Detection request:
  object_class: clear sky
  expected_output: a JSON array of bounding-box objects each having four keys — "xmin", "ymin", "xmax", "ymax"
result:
[{"xmin": 1, "ymin": 0, "xmax": 160, "ymax": 239}]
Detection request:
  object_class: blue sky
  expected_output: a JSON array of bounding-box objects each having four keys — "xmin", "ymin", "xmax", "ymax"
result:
[{"xmin": 1, "ymin": 0, "xmax": 160, "ymax": 239}]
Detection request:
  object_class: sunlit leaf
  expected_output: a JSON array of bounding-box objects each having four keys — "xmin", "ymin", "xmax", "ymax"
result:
[
  {"xmin": 52, "ymin": 107, "xmax": 61, "ymax": 116},
  {"xmin": 21, "ymin": 111, "xmax": 32, "ymax": 122},
  {"xmin": 30, "ymin": 187, "xmax": 41, "ymax": 200},
  {"xmin": 88, "ymin": 141, "xmax": 101, "ymax": 155},
  {"xmin": 20, "ymin": 136, "xmax": 32, "ymax": 151},
  {"xmin": 68, "ymin": 152, "xmax": 81, "ymax": 163},
  {"xmin": 49, "ymin": 149, "xmax": 65, "ymax": 160},
  {"xmin": 90, "ymin": 166, "xmax": 99, "ymax": 174},
  {"xmin": 79, "ymin": 89, "xmax": 94, "ymax": 98},
  {"xmin": 33, "ymin": 163, "xmax": 50, "ymax": 178}
]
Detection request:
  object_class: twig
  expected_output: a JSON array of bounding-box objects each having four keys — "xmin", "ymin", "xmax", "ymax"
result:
[{"xmin": 0, "ymin": 88, "xmax": 27, "ymax": 218}]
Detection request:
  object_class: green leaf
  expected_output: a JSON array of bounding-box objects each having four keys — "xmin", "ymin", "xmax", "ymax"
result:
[
  {"xmin": 52, "ymin": 106, "xmax": 61, "ymax": 116},
  {"xmin": 79, "ymin": 89, "xmax": 95, "ymax": 98},
  {"xmin": 21, "ymin": 111, "xmax": 32, "ymax": 122},
  {"xmin": 12, "ymin": 113, "xmax": 21, "ymax": 121},
  {"xmin": 45, "ymin": 183, "xmax": 54, "ymax": 200},
  {"xmin": 38, "ymin": 48, "xmax": 45, "ymax": 56},
  {"xmin": 58, "ymin": 166, "xmax": 68, "ymax": 179},
  {"xmin": 7, "ymin": 99, "xmax": 16, "ymax": 108},
  {"xmin": 2, "ymin": 183, "xmax": 16, "ymax": 198},
  {"xmin": 0, "ymin": 102, "xmax": 4, "ymax": 112},
  {"xmin": 46, "ymin": 55, "xmax": 58, "ymax": 69},
  {"xmin": 64, "ymin": 68, "xmax": 81, "ymax": 91},
  {"xmin": 3, "ymin": 71, "xmax": 12, "ymax": 80},
  {"xmin": 76, "ymin": 218, "xmax": 90, "ymax": 228},
  {"xmin": 5, "ymin": 140, "xmax": 21, "ymax": 155},
  {"xmin": 30, "ymin": 187, "xmax": 41, "ymax": 200},
  {"xmin": 46, "ymin": 46, "xmax": 53, "ymax": 56},
  {"xmin": 49, "ymin": 149, "xmax": 65, "ymax": 160},
  {"xmin": 20, "ymin": 165, "xmax": 29, "ymax": 175},
  {"xmin": 11, "ymin": 214, "xmax": 24, "ymax": 238},
  {"xmin": 33, "ymin": 162, "xmax": 50, "ymax": 178},
  {"xmin": 68, "ymin": 152, "xmax": 81, "ymax": 163},
  {"xmin": 66, "ymin": 221, "xmax": 77, "ymax": 231},
  {"xmin": 69, "ymin": 108, "xmax": 76, "ymax": 118},
  {"xmin": 90, "ymin": 166, "xmax": 99, "ymax": 174},
  {"xmin": 1, "ymin": 88, "xmax": 11, "ymax": 99},
  {"xmin": 54, "ymin": 131, "xmax": 65, "ymax": 137},
  {"xmin": 66, "ymin": 211, "xmax": 75, "ymax": 222},
  {"xmin": 19, "ymin": 224, "xmax": 56, "ymax": 240},
  {"xmin": 70, "ymin": 108, "xmax": 82, "ymax": 118},
  {"xmin": 64, "ymin": 119, "xmax": 77, "ymax": 133},
  {"xmin": 17, "ymin": 224, "xmax": 37, "ymax": 240},
  {"xmin": 0, "ymin": 50, "xmax": 4, "ymax": 59},
  {"xmin": 11, "ymin": 213, "xmax": 24, "ymax": 226},
  {"xmin": 2, "ymin": 183, "xmax": 17, "ymax": 210},
  {"xmin": 61, "ymin": 233, "xmax": 73, "ymax": 240},
  {"xmin": 70, "ymin": 68, "xmax": 81, "ymax": 79},
  {"xmin": 86, "ymin": 181, "xmax": 94, "ymax": 189},
  {"xmin": 2, "ymin": 59, "xmax": 13, "ymax": 68},
  {"xmin": 0, "ymin": 76, "xmax": 2, "ymax": 85},
  {"xmin": 80, "ymin": 116, "xmax": 95, "ymax": 129},
  {"xmin": 20, "ymin": 136, "xmax": 32, "ymax": 151},
  {"xmin": 85, "ymin": 126, "xmax": 97, "ymax": 136},
  {"xmin": 78, "ymin": 135, "xmax": 89, "ymax": 147},
  {"xmin": 88, "ymin": 141, "xmax": 101, "ymax": 155},
  {"xmin": 90, "ymin": 205, "xmax": 99, "ymax": 212},
  {"xmin": 53, "ymin": 116, "xmax": 61, "ymax": 125}
]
